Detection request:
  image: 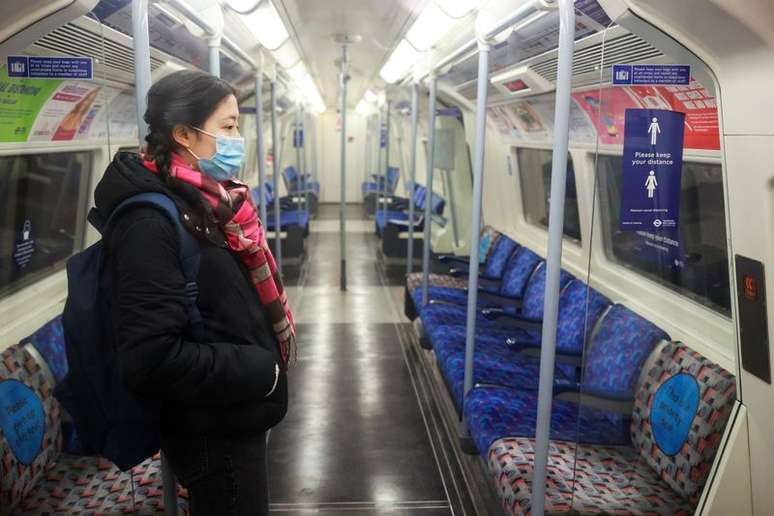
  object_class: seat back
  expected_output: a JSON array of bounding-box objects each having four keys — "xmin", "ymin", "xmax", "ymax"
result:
[
  {"xmin": 282, "ymin": 166, "xmax": 299, "ymax": 191},
  {"xmin": 413, "ymin": 185, "xmax": 427, "ymax": 212},
  {"xmin": 581, "ymin": 304, "xmax": 668, "ymax": 400},
  {"xmin": 519, "ymin": 263, "xmax": 574, "ymax": 320},
  {"xmin": 554, "ymin": 282, "xmax": 611, "ymax": 356},
  {"xmin": 386, "ymin": 166, "xmax": 399, "ymax": 191},
  {"xmin": 429, "ymin": 192, "xmax": 445, "ymax": 215},
  {"xmin": 478, "ymin": 226, "xmax": 501, "ymax": 264},
  {"xmin": 482, "ymin": 235, "xmax": 519, "ymax": 279},
  {"xmin": 22, "ymin": 315, "xmax": 67, "ymax": 385},
  {"xmin": 631, "ymin": 342, "xmax": 736, "ymax": 501},
  {"xmin": 0, "ymin": 344, "xmax": 63, "ymax": 511},
  {"xmin": 498, "ymin": 247, "xmax": 541, "ymax": 299}
]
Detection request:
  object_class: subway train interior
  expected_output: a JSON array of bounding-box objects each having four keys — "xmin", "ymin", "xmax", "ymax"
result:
[{"xmin": 0, "ymin": 0, "xmax": 773, "ymax": 514}]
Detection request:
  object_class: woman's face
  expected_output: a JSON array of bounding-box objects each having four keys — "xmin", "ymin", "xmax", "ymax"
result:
[{"xmin": 175, "ymin": 93, "xmax": 240, "ymax": 167}]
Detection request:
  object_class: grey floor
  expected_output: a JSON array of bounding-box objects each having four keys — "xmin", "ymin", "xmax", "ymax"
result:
[{"xmin": 267, "ymin": 204, "xmax": 454, "ymax": 515}]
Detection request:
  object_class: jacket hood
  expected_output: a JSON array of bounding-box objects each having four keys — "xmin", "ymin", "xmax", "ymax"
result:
[{"xmin": 94, "ymin": 151, "xmax": 171, "ymax": 218}]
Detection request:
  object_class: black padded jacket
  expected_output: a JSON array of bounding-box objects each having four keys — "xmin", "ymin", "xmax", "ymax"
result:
[{"xmin": 93, "ymin": 151, "xmax": 288, "ymax": 438}]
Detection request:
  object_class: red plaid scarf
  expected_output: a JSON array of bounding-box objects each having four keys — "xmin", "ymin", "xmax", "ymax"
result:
[{"xmin": 143, "ymin": 153, "xmax": 296, "ymax": 368}]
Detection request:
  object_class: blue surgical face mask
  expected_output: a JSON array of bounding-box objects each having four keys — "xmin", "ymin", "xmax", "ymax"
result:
[{"xmin": 186, "ymin": 127, "xmax": 245, "ymax": 181}]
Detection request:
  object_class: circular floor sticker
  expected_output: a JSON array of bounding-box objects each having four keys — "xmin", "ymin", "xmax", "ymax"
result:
[
  {"xmin": 0, "ymin": 379, "xmax": 45, "ymax": 465},
  {"xmin": 651, "ymin": 373, "xmax": 700, "ymax": 456}
]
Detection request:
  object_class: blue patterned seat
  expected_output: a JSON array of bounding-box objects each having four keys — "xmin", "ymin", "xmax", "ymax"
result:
[
  {"xmin": 484, "ymin": 342, "xmax": 737, "ymax": 516},
  {"xmin": 419, "ymin": 262, "xmax": 572, "ymax": 339},
  {"xmin": 429, "ymin": 279, "xmax": 607, "ymax": 411},
  {"xmin": 411, "ymin": 246, "xmax": 541, "ymax": 312},
  {"xmin": 463, "ymin": 302, "xmax": 667, "ymax": 458},
  {"xmin": 581, "ymin": 304, "xmax": 669, "ymax": 399}
]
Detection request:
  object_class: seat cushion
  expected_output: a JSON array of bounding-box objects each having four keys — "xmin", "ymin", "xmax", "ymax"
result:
[
  {"xmin": 465, "ymin": 386, "xmax": 629, "ymax": 456},
  {"xmin": 487, "ymin": 437, "xmax": 693, "ymax": 516},
  {"xmin": 15, "ymin": 453, "xmax": 189, "ymax": 515},
  {"xmin": 419, "ymin": 302, "xmax": 499, "ymax": 334},
  {"xmin": 429, "ymin": 324, "xmax": 529, "ymax": 372}
]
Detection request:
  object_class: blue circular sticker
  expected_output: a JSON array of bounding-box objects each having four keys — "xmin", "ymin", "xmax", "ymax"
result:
[
  {"xmin": 0, "ymin": 380, "xmax": 45, "ymax": 465},
  {"xmin": 651, "ymin": 373, "xmax": 700, "ymax": 456}
]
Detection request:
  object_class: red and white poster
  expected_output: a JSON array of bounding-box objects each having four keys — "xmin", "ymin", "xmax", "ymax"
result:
[
  {"xmin": 573, "ymin": 79, "xmax": 720, "ymax": 150},
  {"xmin": 628, "ymin": 81, "xmax": 719, "ymax": 150},
  {"xmin": 572, "ymin": 87, "xmax": 639, "ymax": 145}
]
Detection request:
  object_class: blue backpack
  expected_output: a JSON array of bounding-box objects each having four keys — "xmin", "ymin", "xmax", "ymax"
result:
[{"xmin": 54, "ymin": 192, "xmax": 203, "ymax": 471}]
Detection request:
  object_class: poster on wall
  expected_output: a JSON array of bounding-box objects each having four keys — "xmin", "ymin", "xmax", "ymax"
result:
[
  {"xmin": 573, "ymin": 80, "xmax": 720, "ymax": 150},
  {"xmin": 0, "ymin": 73, "xmax": 62, "ymax": 142},
  {"xmin": 28, "ymin": 82, "xmax": 102, "ymax": 142},
  {"xmin": 0, "ymin": 66, "xmax": 138, "ymax": 143},
  {"xmin": 488, "ymin": 106, "xmax": 523, "ymax": 141},
  {"xmin": 572, "ymin": 88, "xmax": 640, "ymax": 145},
  {"xmin": 509, "ymin": 101, "xmax": 549, "ymax": 138}
]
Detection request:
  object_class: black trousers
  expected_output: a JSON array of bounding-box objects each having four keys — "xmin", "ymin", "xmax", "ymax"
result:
[{"xmin": 162, "ymin": 431, "xmax": 269, "ymax": 516}]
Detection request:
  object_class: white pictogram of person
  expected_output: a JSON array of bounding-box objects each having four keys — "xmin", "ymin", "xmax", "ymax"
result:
[
  {"xmin": 645, "ymin": 170, "xmax": 658, "ymax": 198},
  {"xmin": 648, "ymin": 117, "xmax": 661, "ymax": 145}
]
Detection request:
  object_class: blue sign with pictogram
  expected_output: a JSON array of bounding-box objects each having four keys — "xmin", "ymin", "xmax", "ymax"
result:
[
  {"xmin": 620, "ymin": 108, "xmax": 685, "ymax": 232},
  {"xmin": 7, "ymin": 56, "xmax": 93, "ymax": 80},
  {"xmin": 612, "ymin": 64, "xmax": 690, "ymax": 86},
  {"xmin": 293, "ymin": 129, "xmax": 304, "ymax": 148}
]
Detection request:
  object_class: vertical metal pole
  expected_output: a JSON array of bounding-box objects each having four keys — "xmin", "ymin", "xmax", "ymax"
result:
[
  {"xmin": 407, "ymin": 82, "xmax": 419, "ymax": 274},
  {"xmin": 444, "ymin": 169, "xmax": 460, "ymax": 247},
  {"xmin": 256, "ymin": 71, "xmax": 268, "ymax": 225},
  {"xmin": 531, "ymin": 0, "xmax": 574, "ymax": 513},
  {"xmin": 132, "ymin": 0, "xmax": 151, "ymax": 145},
  {"xmin": 339, "ymin": 44, "xmax": 348, "ymax": 291},
  {"xmin": 376, "ymin": 108, "xmax": 384, "ymax": 218},
  {"xmin": 208, "ymin": 41, "xmax": 220, "ymax": 77},
  {"xmin": 382, "ymin": 100, "xmax": 391, "ymax": 224},
  {"xmin": 301, "ymin": 105, "xmax": 308, "ymax": 213},
  {"xmin": 271, "ymin": 79, "xmax": 283, "ymax": 273},
  {"xmin": 461, "ymin": 43, "xmax": 489, "ymax": 410},
  {"xmin": 364, "ymin": 117, "xmax": 372, "ymax": 199},
  {"xmin": 420, "ymin": 76, "xmax": 438, "ymax": 306},
  {"xmin": 134, "ymin": 4, "xmax": 176, "ymax": 513},
  {"xmin": 295, "ymin": 105, "xmax": 302, "ymax": 220}
]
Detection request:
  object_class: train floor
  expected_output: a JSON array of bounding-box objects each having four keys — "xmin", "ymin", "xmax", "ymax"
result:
[{"xmin": 267, "ymin": 203, "xmax": 478, "ymax": 515}]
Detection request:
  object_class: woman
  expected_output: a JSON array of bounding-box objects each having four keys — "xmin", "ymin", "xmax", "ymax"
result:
[{"xmin": 93, "ymin": 69, "xmax": 294, "ymax": 515}]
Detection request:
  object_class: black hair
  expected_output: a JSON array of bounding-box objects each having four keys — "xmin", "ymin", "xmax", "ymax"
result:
[{"xmin": 143, "ymin": 69, "xmax": 237, "ymax": 185}]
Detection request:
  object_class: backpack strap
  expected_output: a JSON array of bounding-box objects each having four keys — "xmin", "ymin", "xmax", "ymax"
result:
[{"xmin": 106, "ymin": 192, "xmax": 205, "ymax": 342}]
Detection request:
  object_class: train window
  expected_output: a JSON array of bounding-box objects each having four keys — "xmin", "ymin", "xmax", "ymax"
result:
[
  {"xmin": 597, "ymin": 155, "xmax": 731, "ymax": 315},
  {"xmin": 516, "ymin": 148, "xmax": 581, "ymax": 241},
  {"xmin": 0, "ymin": 151, "xmax": 91, "ymax": 298}
]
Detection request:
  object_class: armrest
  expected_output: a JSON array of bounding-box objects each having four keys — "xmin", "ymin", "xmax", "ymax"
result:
[
  {"xmin": 448, "ymin": 267, "xmax": 470, "ymax": 277},
  {"xmin": 473, "ymin": 380, "xmax": 580, "ymax": 397},
  {"xmin": 476, "ymin": 291, "xmax": 524, "ymax": 310},
  {"xmin": 388, "ymin": 218, "xmax": 423, "ymax": 229},
  {"xmin": 438, "ymin": 255, "xmax": 471, "ymax": 265},
  {"xmin": 477, "ymin": 276, "xmax": 501, "ymax": 288},
  {"xmin": 481, "ymin": 310, "xmax": 542, "ymax": 332}
]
